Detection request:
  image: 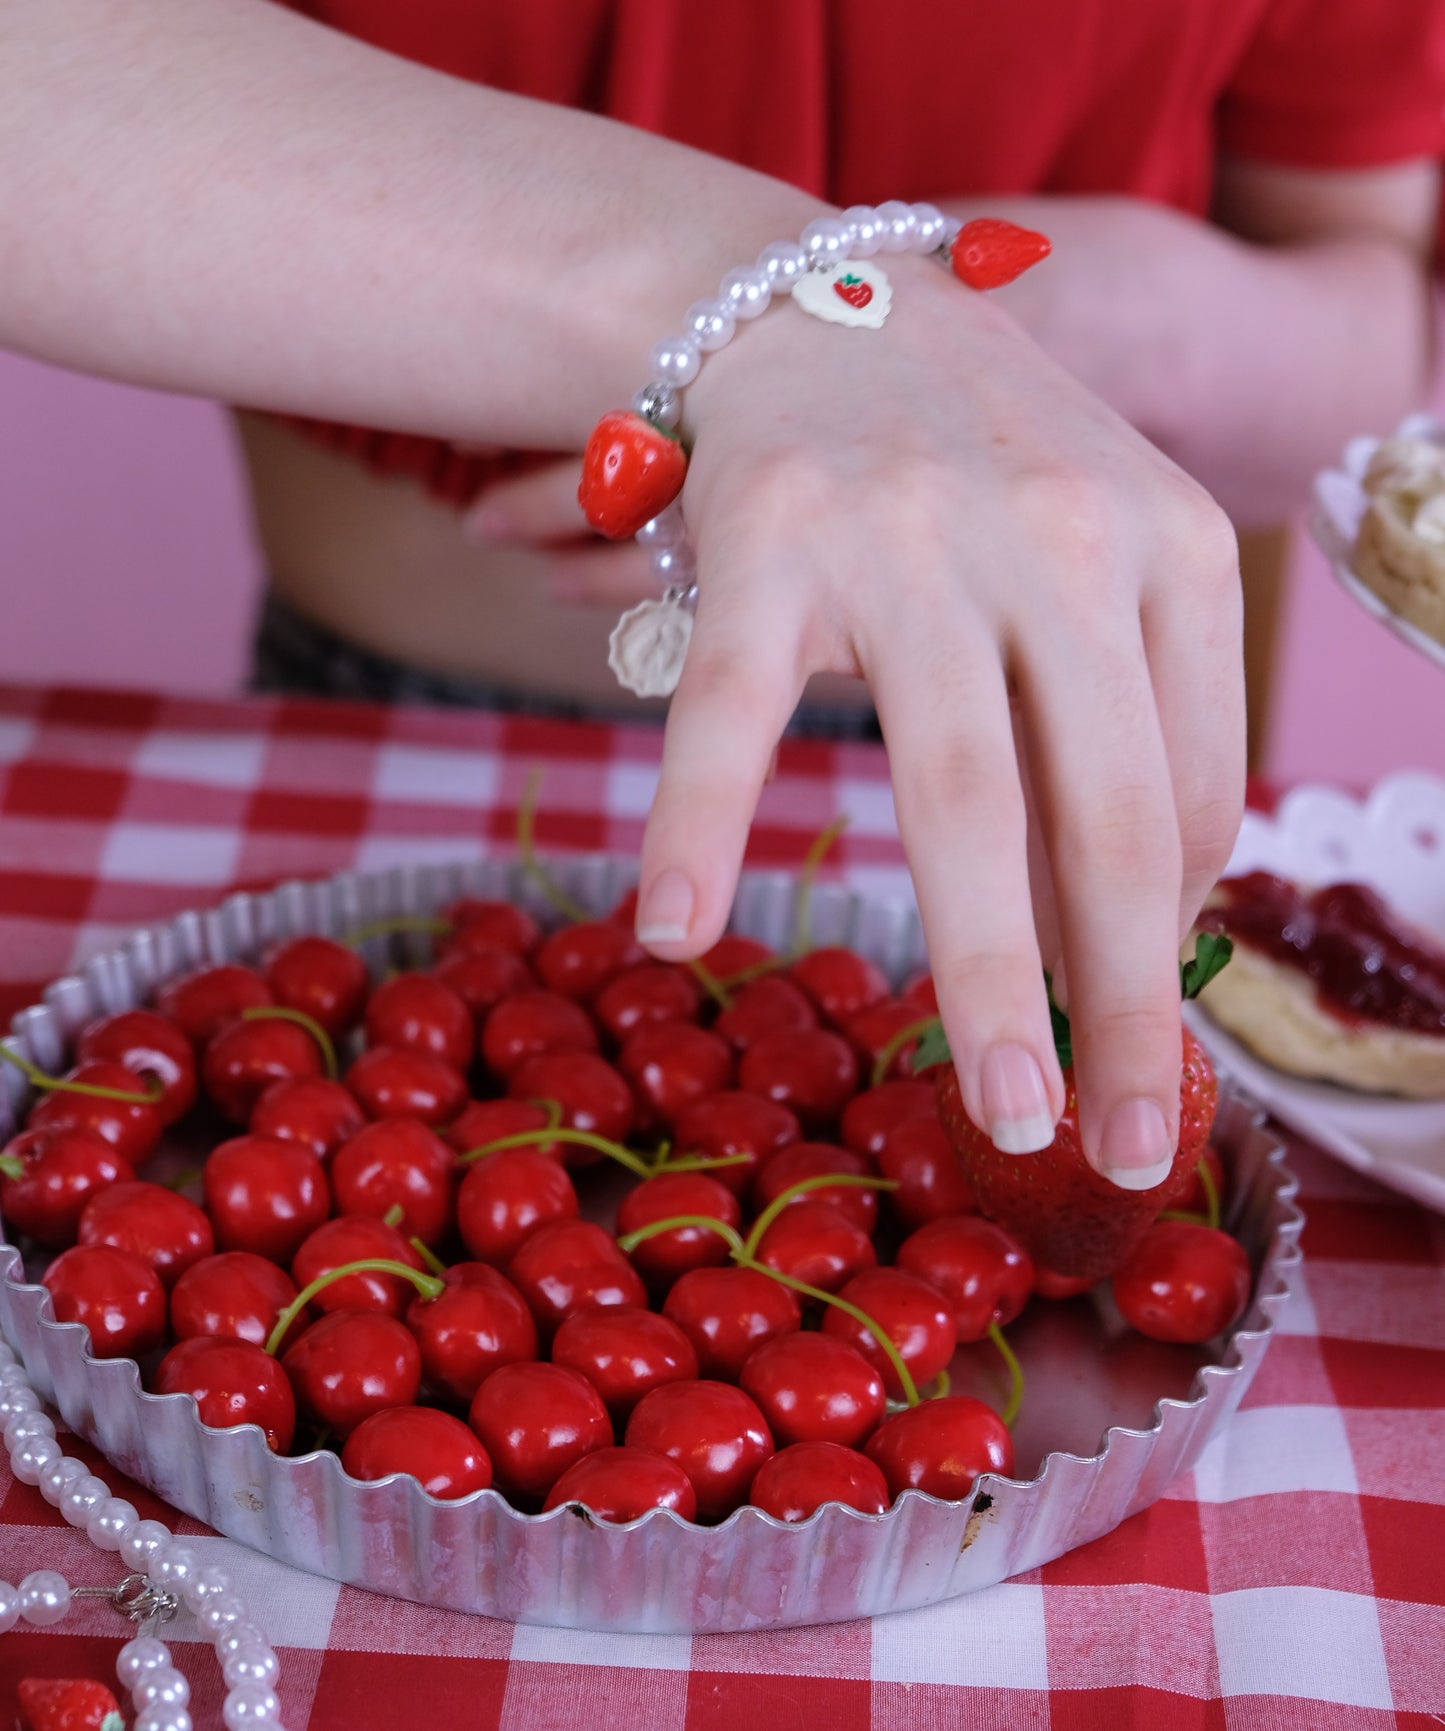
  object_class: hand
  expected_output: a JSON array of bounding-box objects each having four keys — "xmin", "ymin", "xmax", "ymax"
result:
[{"xmin": 632, "ymin": 254, "xmax": 1244, "ymax": 1192}]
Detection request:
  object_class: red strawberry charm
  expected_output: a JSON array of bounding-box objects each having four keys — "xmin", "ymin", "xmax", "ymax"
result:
[
  {"xmin": 18, "ymin": 1679, "xmax": 124, "ymax": 1731},
  {"xmin": 833, "ymin": 272, "xmax": 873, "ymax": 310},
  {"xmin": 950, "ymin": 218, "xmax": 1051, "ymax": 290},
  {"xmin": 579, "ymin": 410, "xmax": 687, "ymax": 540}
]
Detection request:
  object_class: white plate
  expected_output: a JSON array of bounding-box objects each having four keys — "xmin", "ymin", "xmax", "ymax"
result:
[
  {"xmin": 1311, "ymin": 411, "xmax": 1445, "ymax": 673},
  {"xmin": 1186, "ymin": 771, "xmax": 1445, "ymax": 1211}
]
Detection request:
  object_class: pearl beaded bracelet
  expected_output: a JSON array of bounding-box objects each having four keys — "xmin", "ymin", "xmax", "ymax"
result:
[
  {"xmin": 579, "ymin": 202, "xmax": 1050, "ymax": 698},
  {"xmin": 0, "ymin": 1341, "xmax": 285, "ymax": 1731}
]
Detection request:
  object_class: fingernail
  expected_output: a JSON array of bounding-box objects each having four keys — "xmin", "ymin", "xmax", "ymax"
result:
[
  {"xmin": 464, "ymin": 506, "xmax": 514, "ymax": 543},
  {"xmin": 636, "ymin": 869, "xmax": 695, "ymax": 947},
  {"xmin": 1100, "ymin": 1098, "xmax": 1173, "ymax": 1190},
  {"xmin": 981, "ymin": 1044, "xmax": 1056, "ymax": 1154}
]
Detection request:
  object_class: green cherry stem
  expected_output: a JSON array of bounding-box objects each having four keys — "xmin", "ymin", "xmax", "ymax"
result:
[
  {"xmin": 516, "ymin": 767, "xmax": 592, "ymax": 924},
  {"xmin": 0, "ymin": 1044, "xmax": 164, "ymax": 1105},
  {"xmin": 687, "ymin": 957, "xmax": 733, "ymax": 1011},
  {"xmin": 740, "ymin": 1172, "xmax": 899, "ymax": 1263},
  {"xmin": 526, "ymin": 1096, "xmax": 566, "ymax": 1132},
  {"xmin": 1197, "ymin": 1157, "xmax": 1222, "ymax": 1233},
  {"xmin": 650, "ymin": 1150, "xmax": 753, "ymax": 1177},
  {"xmin": 456, "ymin": 1125, "xmax": 653, "ymax": 1180},
  {"xmin": 263, "ymin": 1258, "xmax": 444, "ymax": 1357},
  {"xmin": 718, "ymin": 954, "xmax": 788, "ymax": 992},
  {"xmin": 239, "ymin": 1006, "xmax": 338, "ymax": 1082},
  {"xmin": 382, "ymin": 1204, "xmax": 405, "ymax": 1228},
  {"xmin": 343, "ymin": 915, "xmax": 453, "ymax": 948},
  {"xmin": 988, "ymin": 1322, "xmax": 1025, "ymax": 1429},
  {"xmin": 409, "ymin": 1237, "xmax": 450, "ymax": 1279},
  {"xmin": 616, "ymin": 1213, "xmax": 747, "ymax": 1259},
  {"xmin": 789, "ymin": 814, "xmax": 849, "ymax": 959},
  {"xmin": 868, "ymin": 1015, "xmax": 942, "ymax": 1091},
  {"xmin": 762, "ymin": 1266, "xmax": 921, "ymax": 1408},
  {"xmin": 0, "ymin": 1154, "xmax": 23, "ymax": 1180}
]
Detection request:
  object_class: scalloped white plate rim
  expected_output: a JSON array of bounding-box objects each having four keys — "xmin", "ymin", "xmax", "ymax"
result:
[
  {"xmin": 1310, "ymin": 410, "xmax": 1445, "ymax": 674},
  {"xmin": 1186, "ymin": 768, "xmax": 1445, "ymax": 1212}
]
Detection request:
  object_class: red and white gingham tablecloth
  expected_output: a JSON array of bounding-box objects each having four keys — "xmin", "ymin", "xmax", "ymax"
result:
[{"xmin": 0, "ymin": 684, "xmax": 1441, "ymax": 1730}]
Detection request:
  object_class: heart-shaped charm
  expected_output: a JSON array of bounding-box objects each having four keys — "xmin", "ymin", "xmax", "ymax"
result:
[{"xmin": 791, "ymin": 259, "xmax": 892, "ymax": 330}]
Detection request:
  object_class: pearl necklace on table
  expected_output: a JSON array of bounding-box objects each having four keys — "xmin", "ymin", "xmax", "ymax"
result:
[{"xmin": 0, "ymin": 1340, "xmax": 285, "ymax": 1731}]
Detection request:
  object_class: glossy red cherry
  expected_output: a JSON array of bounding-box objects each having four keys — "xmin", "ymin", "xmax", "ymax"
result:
[
  {"xmin": 698, "ymin": 933, "xmax": 774, "ymax": 979},
  {"xmin": 77, "ymin": 1179, "xmax": 213, "ymax": 1289},
  {"xmin": 405, "ymin": 1262, "xmax": 539, "ymax": 1401},
  {"xmin": 290, "ymin": 1215, "xmax": 426, "ymax": 1316},
  {"xmin": 1032, "ymin": 1265, "xmax": 1098, "ymax": 1300},
  {"xmin": 789, "ymin": 946, "xmax": 889, "ymax": 1026},
  {"xmin": 662, "ymin": 1265, "xmax": 801, "ymax": 1382},
  {"xmin": 447, "ymin": 1098, "xmax": 561, "ymax": 1161},
  {"xmin": 900, "ymin": 971, "xmax": 938, "ymax": 1014},
  {"xmin": 625, "ymin": 1380, "xmax": 774, "ymax": 1521},
  {"xmin": 846, "ymin": 1000, "xmax": 931, "ymax": 1080},
  {"xmin": 753, "ymin": 1142, "xmax": 879, "ymax": 1233},
  {"xmin": 170, "ymin": 1251, "xmax": 301, "ymax": 1351},
  {"xmin": 154, "ymin": 1335, "xmax": 296, "ymax": 1452},
  {"xmin": 753, "ymin": 1198, "xmax": 878, "ymax": 1294},
  {"xmin": 749, "ymin": 1440, "xmax": 890, "ymax": 1521},
  {"xmin": 155, "ymin": 963, "xmax": 273, "ymax": 1047},
  {"xmin": 615, "ymin": 1171, "xmax": 740, "ymax": 1290},
  {"xmin": 839, "ymin": 1080, "xmax": 937, "ymax": 1158},
  {"xmin": 506, "ymin": 1219, "xmax": 647, "ymax": 1339},
  {"xmin": 507, "ymin": 1050, "xmax": 636, "ymax": 1157},
  {"xmin": 202, "ymin": 1133, "xmax": 330, "ymax": 1263},
  {"xmin": 739, "ymin": 1331, "xmax": 886, "ymax": 1449},
  {"xmin": 670, "ymin": 1090, "xmax": 801, "ymax": 1197},
  {"xmin": 282, "ymin": 1308, "xmax": 422, "ymax": 1438},
  {"xmin": 543, "ymin": 1445, "xmax": 697, "ymax": 1522},
  {"xmin": 0, "ymin": 1127, "xmax": 133, "ymax": 1249},
  {"xmin": 876, "ymin": 1119, "xmax": 977, "ymax": 1228},
  {"xmin": 202, "ymin": 1016, "xmax": 325, "ymax": 1124},
  {"xmin": 714, "ymin": 976, "xmax": 818, "ymax": 1051},
  {"xmin": 365, "ymin": 972, "xmax": 473, "ymax": 1071},
  {"xmin": 455, "ymin": 1147, "xmax": 579, "ymax": 1266},
  {"xmin": 551, "ymin": 1304, "xmax": 699, "ymax": 1422},
  {"xmin": 345, "ymin": 1045, "xmax": 468, "ymax": 1125},
  {"xmin": 76, "ymin": 1008, "xmax": 197, "ymax": 1126},
  {"xmin": 897, "ymin": 1216, "xmax": 1034, "ymax": 1341},
  {"xmin": 263, "ymin": 935, "xmax": 371, "ymax": 1038},
  {"xmin": 432, "ymin": 943, "xmax": 533, "ymax": 1021},
  {"xmin": 468, "ymin": 1361, "xmax": 612, "ymax": 1502},
  {"xmin": 533, "ymin": 920, "xmax": 645, "ymax": 1002},
  {"xmin": 250, "ymin": 1076, "xmax": 367, "ymax": 1162},
  {"xmin": 329, "ymin": 1118, "xmax": 455, "ymax": 1245},
  {"xmin": 1111, "ymin": 1221, "xmax": 1252, "ymax": 1344},
  {"xmin": 738, "ymin": 1029, "xmax": 859, "ymax": 1132},
  {"xmin": 480, "ymin": 990, "xmax": 598, "ymax": 1081},
  {"xmin": 821, "ymin": 1268, "xmax": 957, "ymax": 1398},
  {"xmin": 617, "ymin": 1022, "xmax": 734, "ymax": 1130},
  {"xmin": 341, "ymin": 1405, "xmax": 493, "ymax": 1498},
  {"xmin": 608, "ymin": 885, "xmax": 640, "ymax": 928},
  {"xmin": 592, "ymin": 963, "xmax": 702, "ymax": 1043},
  {"xmin": 440, "ymin": 897, "xmax": 541, "ymax": 958},
  {"xmin": 41, "ymin": 1243, "xmax": 165, "ymax": 1359},
  {"xmin": 28, "ymin": 1061, "xmax": 163, "ymax": 1166},
  {"xmin": 864, "ymin": 1395, "xmax": 1014, "ymax": 1500}
]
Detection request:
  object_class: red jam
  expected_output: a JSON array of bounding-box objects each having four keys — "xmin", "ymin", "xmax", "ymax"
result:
[{"xmin": 1206, "ymin": 872, "xmax": 1445, "ymax": 1036}]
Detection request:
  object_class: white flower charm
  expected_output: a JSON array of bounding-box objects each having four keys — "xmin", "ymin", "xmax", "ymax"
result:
[
  {"xmin": 608, "ymin": 595, "xmax": 694, "ymax": 698},
  {"xmin": 791, "ymin": 259, "xmax": 892, "ymax": 330}
]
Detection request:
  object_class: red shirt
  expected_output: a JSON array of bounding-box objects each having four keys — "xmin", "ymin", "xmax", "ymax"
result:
[{"xmin": 277, "ymin": 0, "xmax": 1445, "ymax": 503}]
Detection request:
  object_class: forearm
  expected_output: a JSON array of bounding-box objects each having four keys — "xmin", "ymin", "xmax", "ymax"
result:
[
  {"xmin": 942, "ymin": 196, "xmax": 1435, "ymax": 526},
  {"xmin": 0, "ymin": 0, "xmax": 815, "ymax": 446}
]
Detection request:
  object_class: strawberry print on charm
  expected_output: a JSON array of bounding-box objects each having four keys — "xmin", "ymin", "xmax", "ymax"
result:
[{"xmin": 792, "ymin": 259, "xmax": 892, "ymax": 329}]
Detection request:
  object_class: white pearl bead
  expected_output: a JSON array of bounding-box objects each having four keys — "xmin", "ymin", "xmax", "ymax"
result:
[
  {"xmin": 183, "ymin": 1564, "xmax": 235, "ymax": 1612},
  {"xmin": 215, "ymin": 1622, "xmax": 266, "ymax": 1663},
  {"xmin": 150, "ymin": 1541, "xmax": 200, "ymax": 1590},
  {"xmin": 19, "ymin": 1568, "xmax": 71, "ymax": 1626},
  {"xmin": 651, "ymin": 545, "xmax": 697, "ymax": 585},
  {"xmin": 196, "ymin": 1592, "xmax": 249, "ymax": 1636},
  {"xmin": 134, "ymin": 1709, "xmax": 193, "ymax": 1731},
  {"xmin": 223, "ymin": 1645, "xmax": 281, "ymax": 1689},
  {"xmin": 0, "ymin": 1386, "xmax": 41, "ymax": 1422},
  {"xmin": 874, "ymin": 199, "xmax": 917, "ymax": 252},
  {"xmin": 0, "ymin": 1580, "xmax": 19, "ymax": 1634},
  {"xmin": 800, "ymin": 216, "xmax": 851, "ymax": 267},
  {"xmin": 4, "ymin": 1408, "xmax": 55, "ymax": 1449},
  {"xmin": 648, "ymin": 335, "xmax": 701, "ymax": 389},
  {"xmin": 11, "ymin": 1434, "xmax": 61, "ymax": 1483},
  {"xmin": 634, "ymin": 504, "xmax": 685, "ymax": 552},
  {"xmin": 119, "ymin": 1517, "xmax": 173, "ymax": 1573},
  {"xmin": 88, "ymin": 1495, "xmax": 139, "ymax": 1550},
  {"xmin": 59, "ymin": 1471, "xmax": 111, "ymax": 1526},
  {"xmin": 909, "ymin": 202, "xmax": 948, "ymax": 251},
  {"xmin": 718, "ymin": 266, "xmax": 772, "ymax": 320},
  {"xmin": 682, "ymin": 298, "xmax": 735, "ymax": 353},
  {"xmin": 39, "ymin": 1454, "xmax": 87, "ymax": 1504},
  {"xmin": 117, "ymin": 1635, "xmax": 175, "ymax": 1688},
  {"xmin": 840, "ymin": 205, "xmax": 883, "ymax": 257},
  {"xmin": 0, "ymin": 1358, "xmax": 27, "ymax": 1384},
  {"xmin": 755, "ymin": 241, "xmax": 810, "ymax": 291},
  {"xmin": 630, "ymin": 382, "xmax": 681, "ymax": 432},
  {"xmin": 133, "ymin": 1667, "xmax": 191, "ymax": 1711},
  {"xmin": 223, "ymin": 1686, "xmax": 282, "ymax": 1729}
]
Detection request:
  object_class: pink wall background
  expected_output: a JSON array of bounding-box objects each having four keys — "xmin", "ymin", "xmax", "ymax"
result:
[{"xmin": 2, "ymin": 347, "xmax": 1442, "ymax": 790}]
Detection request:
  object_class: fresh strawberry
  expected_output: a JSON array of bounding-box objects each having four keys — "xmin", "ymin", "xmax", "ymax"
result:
[
  {"xmin": 833, "ymin": 273, "xmax": 873, "ymax": 310},
  {"xmin": 949, "ymin": 218, "xmax": 1051, "ymax": 290},
  {"xmin": 578, "ymin": 410, "xmax": 688, "ymax": 540},
  {"xmin": 18, "ymin": 1679, "xmax": 125, "ymax": 1731}
]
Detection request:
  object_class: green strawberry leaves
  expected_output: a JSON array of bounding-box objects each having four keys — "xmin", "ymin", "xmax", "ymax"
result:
[{"xmin": 905, "ymin": 933, "xmax": 1232, "ymax": 1075}]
